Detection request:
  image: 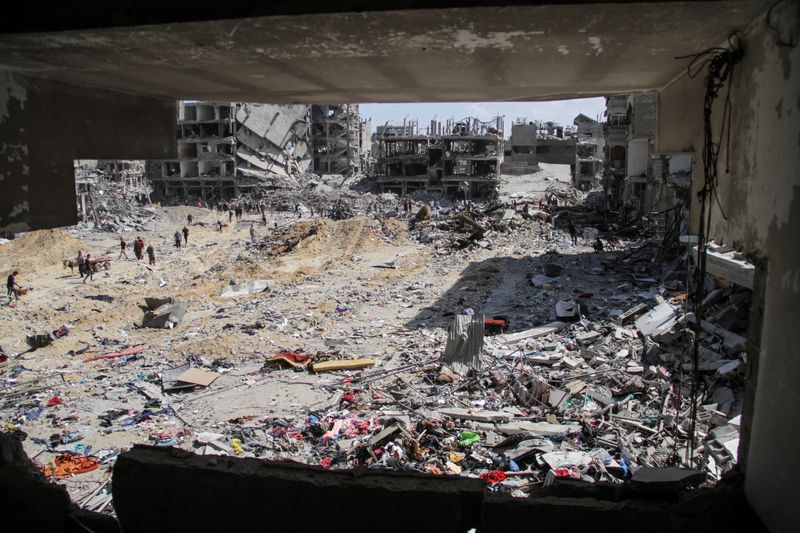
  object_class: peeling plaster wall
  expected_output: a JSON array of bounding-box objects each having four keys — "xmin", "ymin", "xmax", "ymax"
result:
[
  {"xmin": 0, "ymin": 72, "xmax": 177, "ymax": 234},
  {"xmin": 659, "ymin": 9, "xmax": 800, "ymax": 532},
  {"xmin": 723, "ymin": 11, "xmax": 800, "ymax": 533}
]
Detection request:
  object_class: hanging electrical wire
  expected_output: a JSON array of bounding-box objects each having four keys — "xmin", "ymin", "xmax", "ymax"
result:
[{"xmin": 674, "ymin": 32, "xmax": 744, "ymax": 464}]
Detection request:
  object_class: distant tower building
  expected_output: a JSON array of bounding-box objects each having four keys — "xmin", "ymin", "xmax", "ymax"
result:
[{"xmin": 311, "ymin": 104, "xmax": 362, "ymax": 175}]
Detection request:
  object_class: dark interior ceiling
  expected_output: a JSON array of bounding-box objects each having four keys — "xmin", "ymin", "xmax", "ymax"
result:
[{"xmin": 0, "ymin": 1, "xmax": 771, "ymax": 103}]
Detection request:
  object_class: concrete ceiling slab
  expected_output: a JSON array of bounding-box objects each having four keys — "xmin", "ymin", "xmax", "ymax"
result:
[{"xmin": 0, "ymin": 2, "xmax": 770, "ymax": 103}]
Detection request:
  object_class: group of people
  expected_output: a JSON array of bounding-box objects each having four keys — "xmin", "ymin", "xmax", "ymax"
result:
[
  {"xmin": 174, "ymin": 226, "xmax": 189, "ymax": 249},
  {"xmin": 74, "ymin": 250, "xmax": 98, "ymax": 283},
  {"xmin": 401, "ymin": 198, "xmax": 414, "ymax": 214},
  {"xmin": 129, "ymin": 237, "xmax": 156, "ymax": 266}
]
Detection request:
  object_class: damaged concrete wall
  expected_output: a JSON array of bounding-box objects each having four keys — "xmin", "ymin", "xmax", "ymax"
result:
[
  {"xmin": 235, "ymin": 103, "xmax": 311, "ymax": 183},
  {"xmin": 658, "ymin": 7, "xmax": 800, "ymax": 531},
  {"xmin": 0, "ymin": 72, "xmax": 176, "ymax": 234}
]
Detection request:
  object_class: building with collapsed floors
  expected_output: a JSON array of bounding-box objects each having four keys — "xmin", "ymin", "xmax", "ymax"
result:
[
  {"xmin": 573, "ymin": 113, "xmax": 604, "ymax": 190},
  {"xmin": 310, "ymin": 104, "xmax": 366, "ymax": 176},
  {"xmin": 377, "ymin": 116, "xmax": 504, "ymax": 197},
  {"xmin": 146, "ymin": 101, "xmax": 312, "ymax": 202},
  {"xmin": 501, "ymin": 120, "xmax": 539, "ymax": 175}
]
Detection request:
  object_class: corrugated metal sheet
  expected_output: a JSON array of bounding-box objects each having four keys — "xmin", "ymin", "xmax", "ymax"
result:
[{"xmin": 443, "ymin": 314, "xmax": 484, "ymax": 375}]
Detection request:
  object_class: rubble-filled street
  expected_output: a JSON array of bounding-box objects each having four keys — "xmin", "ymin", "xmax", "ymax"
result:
[{"xmin": 1, "ymin": 165, "xmax": 748, "ymax": 515}]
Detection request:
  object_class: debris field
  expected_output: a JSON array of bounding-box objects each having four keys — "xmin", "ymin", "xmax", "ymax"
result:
[{"xmin": 0, "ymin": 167, "xmax": 748, "ymax": 514}]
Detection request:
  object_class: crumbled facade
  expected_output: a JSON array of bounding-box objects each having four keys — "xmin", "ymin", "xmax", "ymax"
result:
[
  {"xmin": 146, "ymin": 101, "xmax": 313, "ymax": 203},
  {"xmin": 310, "ymin": 104, "xmax": 365, "ymax": 175},
  {"xmin": 573, "ymin": 113, "xmax": 604, "ymax": 191},
  {"xmin": 377, "ymin": 116, "xmax": 504, "ymax": 197}
]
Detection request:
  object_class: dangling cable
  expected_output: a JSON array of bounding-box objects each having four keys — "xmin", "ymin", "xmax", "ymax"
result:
[{"xmin": 675, "ymin": 32, "xmax": 744, "ymax": 464}]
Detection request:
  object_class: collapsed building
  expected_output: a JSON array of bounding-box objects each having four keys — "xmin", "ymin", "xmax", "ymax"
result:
[
  {"xmin": 146, "ymin": 102, "xmax": 371, "ymax": 203},
  {"xmin": 602, "ymin": 92, "xmax": 689, "ymax": 236},
  {"xmin": 502, "ymin": 119, "xmax": 578, "ymax": 178},
  {"xmin": 73, "ymin": 160, "xmax": 155, "ymax": 232},
  {"xmin": 573, "ymin": 114, "xmax": 604, "ymax": 191},
  {"xmin": 377, "ymin": 116, "xmax": 504, "ymax": 197},
  {"xmin": 310, "ymin": 104, "xmax": 370, "ymax": 176},
  {"xmin": 146, "ymin": 101, "xmax": 313, "ymax": 203}
]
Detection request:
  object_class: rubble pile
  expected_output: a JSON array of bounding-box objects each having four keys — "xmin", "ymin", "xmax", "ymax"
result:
[{"xmin": 75, "ymin": 165, "xmax": 157, "ymax": 233}]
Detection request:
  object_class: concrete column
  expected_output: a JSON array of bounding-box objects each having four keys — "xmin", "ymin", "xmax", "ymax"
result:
[{"xmin": 0, "ymin": 72, "xmax": 176, "ymax": 234}]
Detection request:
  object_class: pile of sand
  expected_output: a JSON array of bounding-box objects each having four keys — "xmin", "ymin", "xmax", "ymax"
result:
[
  {"xmin": 0, "ymin": 229, "xmax": 87, "ymax": 275},
  {"xmin": 292, "ymin": 217, "xmax": 382, "ymax": 261}
]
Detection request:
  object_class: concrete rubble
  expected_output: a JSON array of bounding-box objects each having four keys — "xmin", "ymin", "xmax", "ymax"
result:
[{"xmin": 0, "ymin": 160, "xmax": 752, "ymax": 519}]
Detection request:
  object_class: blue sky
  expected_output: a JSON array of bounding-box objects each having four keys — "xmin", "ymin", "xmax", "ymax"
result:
[{"xmin": 360, "ymin": 98, "xmax": 606, "ymax": 137}]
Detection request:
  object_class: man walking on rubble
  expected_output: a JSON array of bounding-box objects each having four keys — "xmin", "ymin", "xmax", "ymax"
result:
[
  {"xmin": 262, "ymin": 212, "xmax": 267, "ymax": 226},
  {"xmin": 6, "ymin": 270, "xmax": 21, "ymax": 300},
  {"xmin": 174, "ymin": 230, "xmax": 182, "ymax": 250},
  {"xmin": 217, "ymin": 220, "xmax": 223, "ymax": 232},
  {"xmin": 146, "ymin": 244, "xmax": 156, "ymax": 266},
  {"xmin": 187, "ymin": 214, "xmax": 193, "ymax": 225},
  {"xmin": 229, "ymin": 209, "xmax": 234, "ymax": 224},
  {"xmin": 118, "ymin": 237, "xmax": 128, "ymax": 260},
  {"xmin": 182, "ymin": 226, "xmax": 189, "ymax": 246},
  {"xmin": 250, "ymin": 224, "xmax": 256, "ymax": 243}
]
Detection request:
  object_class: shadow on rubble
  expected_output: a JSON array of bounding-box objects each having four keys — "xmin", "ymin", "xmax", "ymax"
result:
[{"xmin": 406, "ymin": 246, "xmax": 658, "ymax": 334}]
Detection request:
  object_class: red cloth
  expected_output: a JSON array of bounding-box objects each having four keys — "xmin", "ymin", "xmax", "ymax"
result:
[
  {"xmin": 340, "ymin": 392, "xmax": 357, "ymax": 404},
  {"xmin": 41, "ymin": 454, "xmax": 99, "ymax": 478},
  {"xmin": 484, "ymin": 319, "xmax": 506, "ymax": 326},
  {"xmin": 480, "ymin": 470, "xmax": 507, "ymax": 484},
  {"xmin": 47, "ymin": 396, "xmax": 63, "ymax": 407},
  {"xmin": 319, "ymin": 457, "xmax": 333, "ymax": 469},
  {"xmin": 265, "ymin": 351, "xmax": 312, "ymax": 368}
]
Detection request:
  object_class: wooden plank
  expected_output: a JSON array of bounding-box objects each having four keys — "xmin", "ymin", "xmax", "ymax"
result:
[
  {"xmin": 312, "ymin": 358, "xmax": 375, "ymax": 373},
  {"xmin": 499, "ymin": 321, "xmax": 566, "ymax": 343}
]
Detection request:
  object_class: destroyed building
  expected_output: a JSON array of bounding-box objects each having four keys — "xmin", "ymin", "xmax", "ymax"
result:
[
  {"xmin": 146, "ymin": 101, "xmax": 312, "ymax": 203},
  {"xmin": 310, "ymin": 104, "xmax": 366, "ymax": 175},
  {"xmin": 73, "ymin": 160, "xmax": 154, "ymax": 231},
  {"xmin": 572, "ymin": 114, "xmax": 604, "ymax": 190},
  {"xmin": 601, "ymin": 92, "xmax": 690, "ymax": 235},
  {"xmin": 501, "ymin": 120, "xmax": 539, "ymax": 175},
  {"xmin": 377, "ymin": 116, "xmax": 504, "ymax": 197}
]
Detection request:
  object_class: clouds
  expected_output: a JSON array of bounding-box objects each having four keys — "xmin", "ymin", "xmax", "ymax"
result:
[{"xmin": 360, "ymin": 98, "xmax": 605, "ymax": 135}]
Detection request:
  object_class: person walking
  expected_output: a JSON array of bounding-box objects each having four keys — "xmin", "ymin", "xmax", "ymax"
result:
[
  {"xmin": 182, "ymin": 226, "xmax": 189, "ymax": 246},
  {"xmin": 82, "ymin": 255, "xmax": 94, "ymax": 283},
  {"xmin": 261, "ymin": 212, "xmax": 267, "ymax": 226},
  {"xmin": 250, "ymin": 224, "xmax": 256, "ymax": 243},
  {"xmin": 118, "ymin": 238, "xmax": 128, "ymax": 259},
  {"xmin": 77, "ymin": 250, "xmax": 86, "ymax": 277},
  {"xmin": 568, "ymin": 218, "xmax": 578, "ymax": 246},
  {"xmin": 217, "ymin": 220, "xmax": 223, "ymax": 232},
  {"xmin": 187, "ymin": 214, "xmax": 193, "ymax": 225},
  {"xmin": 174, "ymin": 230, "xmax": 182, "ymax": 249},
  {"xmin": 133, "ymin": 237, "xmax": 144, "ymax": 261},
  {"xmin": 6, "ymin": 270, "xmax": 21, "ymax": 300},
  {"xmin": 146, "ymin": 244, "xmax": 156, "ymax": 266},
  {"xmin": 229, "ymin": 209, "xmax": 234, "ymax": 224}
]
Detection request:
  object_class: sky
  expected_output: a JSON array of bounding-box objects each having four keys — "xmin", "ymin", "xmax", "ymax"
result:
[{"xmin": 359, "ymin": 98, "xmax": 606, "ymax": 138}]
